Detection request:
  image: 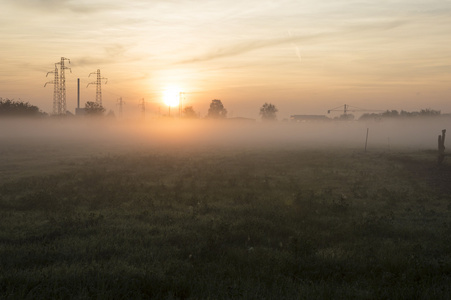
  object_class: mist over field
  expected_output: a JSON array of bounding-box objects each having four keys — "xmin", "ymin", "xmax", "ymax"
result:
[
  {"xmin": 1, "ymin": 117, "xmax": 448, "ymax": 151},
  {"xmin": 1, "ymin": 117, "xmax": 447, "ymax": 182},
  {"xmin": 2, "ymin": 117, "xmax": 451, "ymax": 298}
]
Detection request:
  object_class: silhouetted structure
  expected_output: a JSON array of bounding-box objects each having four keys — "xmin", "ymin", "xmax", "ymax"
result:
[
  {"xmin": 139, "ymin": 98, "xmax": 145, "ymax": 119},
  {"xmin": 438, "ymin": 129, "xmax": 446, "ymax": 165},
  {"xmin": 117, "ymin": 97, "xmax": 125, "ymax": 117},
  {"xmin": 328, "ymin": 104, "xmax": 383, "ymax": 119},
  {"xmin": 44, "ymin": 57, "xmax": 71, "ymax": 115},
  {"xmin": 44, "ymin": 63, "xmax": 60, "ymax": 115},
  {"xmin": 59, "ymin": 57, "xmax": 71, "ymax": 114},
  {"xmin": 87, "ymin": 69, "xmax": 107, "ymax": 107}
]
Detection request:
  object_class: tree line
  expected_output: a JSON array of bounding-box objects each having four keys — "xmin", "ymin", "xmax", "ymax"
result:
[
  {"xmin": 0, "ymin": 98, "xmax": 279, "ymax": 121},
  {"xmin": 2, "ymin": 97, "xmax": 444, "ymax": 121},
  {"xmin": 358, "ymin": 109, "xmax": 442, "ymax": 120},
  {"xmin": 0, "ymin": 98, "xmax": 47, "ymax": 117}
]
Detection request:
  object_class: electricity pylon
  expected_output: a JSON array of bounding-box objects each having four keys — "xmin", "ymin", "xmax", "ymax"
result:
[
  {"xmin": 139, "ymin": 98, "xmax": 146, "ymax": 119},
  {"xmin": 59, "ymin": 57, "xmax": 71, "ymax": 114},
  {"xmin": 117, "ymin": 97, "xmax": 125, "ymax": 117},
  {"xmin": 44, "ymin": 63, "xmax": 60, "ymax": 115},
  {"xmin": 87, "ymin": 69, "xmax": 107, "ymax": 106}
]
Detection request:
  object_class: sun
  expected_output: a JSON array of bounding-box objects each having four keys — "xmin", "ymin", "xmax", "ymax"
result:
[{"xmin": 163, "ymin": 88, "xmax": 180, "ymax": 107}]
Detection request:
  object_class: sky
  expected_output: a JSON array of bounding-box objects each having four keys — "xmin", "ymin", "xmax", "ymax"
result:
[{"xmin": 1, "ymin": 0, "xmax": 450, "ymax": 119}]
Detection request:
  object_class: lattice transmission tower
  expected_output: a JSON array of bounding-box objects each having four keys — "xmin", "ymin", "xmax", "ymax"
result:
[
  {"xmin": 139, "ymin": 98, "xmax": 146, "ymax": 119},
  {"xmin": 87, "ymin": 69, "xmax": 108, "ymax": 106},
  {"xmin": 44, "ymin": 57, "xmax": 71, "ymax": 115},
  {"xmin": 59, "ymin": 57, "xmax": 71, "ymax": 114},
  {"xmin": 117, "ymin": 97, "xmax": 125, "ymax": 117},
  {"xmin": 44, "ymin": 63, "xmax": 60, "ymax": 115}
]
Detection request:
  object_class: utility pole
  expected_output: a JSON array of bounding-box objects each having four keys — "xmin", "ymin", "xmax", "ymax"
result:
[
  {"xmin": 44, "ymin": 63, "xmax": 60, "ymax": 115},
  {"xmin": 87, "ymin": 69, "xmax": 107, "ymax": 107},
  {"xmin": 59, "ymin": 57, "xmax": 71, "ymax": 114},
  {"xmin": 77, "ymin": 78, "xmax": 80, "ymax": 109}
]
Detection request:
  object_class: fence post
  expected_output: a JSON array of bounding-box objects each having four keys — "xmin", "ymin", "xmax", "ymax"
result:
[{"xmin": 438, "ymin": 129, "xmax": 446, "ymax": 165}]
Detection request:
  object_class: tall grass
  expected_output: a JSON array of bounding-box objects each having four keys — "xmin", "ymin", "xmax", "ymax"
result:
[{"xmin": 1, "ymin": 148, "xmax": 450, "ymax": 299}]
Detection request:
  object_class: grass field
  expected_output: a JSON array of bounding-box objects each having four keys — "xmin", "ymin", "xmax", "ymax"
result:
[{"xmin": 1, "ymin": 120, "xmax": 451, "ymax": 299}]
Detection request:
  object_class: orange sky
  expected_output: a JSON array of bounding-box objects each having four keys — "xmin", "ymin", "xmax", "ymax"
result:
[{"xmin": 1, "ymin": 0, "xmax": 450, "ymax": 119}]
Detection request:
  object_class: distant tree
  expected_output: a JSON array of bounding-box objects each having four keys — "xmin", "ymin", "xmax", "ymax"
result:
[
  {"xmin": 0, "ymin": 98, "xmax": 46, "ymax": 117},
  {"xmin": 183, "ymin": 106, "xmax": 198, "ymax": 118},
  {"xmin": 359, "ymin": 113, "xmax": 381, "ymax": 121},
  {"xmin": 84, "ymin": 101, "xmax": 105, "ymax": 116},
  {"xmin": 259, "ymin": 102, "xmax": 278, "ymax": 121},
  {"xmin": 419, "ymin": 108, "xmax": 440, "ymax": 117},
  {"xmin": 335, "ymin": 114, "xmax": 354, "ymax": 121},
  {"xmin": 207, "ymin": 99, "xmax": 227, "ymax": 119},
  {"xmin": 382, "ymin": 110, "xmax": 399, "ymax": 118}
]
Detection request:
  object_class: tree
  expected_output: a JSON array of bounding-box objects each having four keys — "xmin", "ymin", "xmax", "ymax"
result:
[
  {"xmin": 336, "ymin": 113, "xmax": 354, "ymax": 121},
  {"xmin": 382, "ymin": 110, "xmax": 399, "ymax": 118},
  {"xmin": 0, "ymin": 98, "xmax": 46, "ymax": 117},
  {"xmin": 183, "ymin": 106, "xmax": 198, "ymax": 118},
  {"xmin": 207, "ymin": 99, "xmax": 227, "ymax": 119},
  {"xmin": 419, "ymin": 108, "xmax": 440, "ymax": 117},
  {"xmin": 84, "ymin": 101, "xmax": 106, "ymax": 116},
  {"xmin": 259, "ymin": 102, "xmax": 278, "ymax": 121}
]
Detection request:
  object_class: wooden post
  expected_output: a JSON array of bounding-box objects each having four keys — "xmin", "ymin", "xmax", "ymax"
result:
[{"xmin": 438, "ymin": 129, "xmax": 446, "ymax": 165}]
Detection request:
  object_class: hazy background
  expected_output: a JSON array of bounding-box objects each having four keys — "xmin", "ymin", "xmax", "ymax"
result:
[
  {"xmin": 1, "ymin": 0, "xmax": 450, "ymax": 119},
  {"xmin": 0, "ymin": 118, "xmax": 447, "ymax": 152}
]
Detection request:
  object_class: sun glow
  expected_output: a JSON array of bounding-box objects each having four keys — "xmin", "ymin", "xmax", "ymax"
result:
[{"xmin": 163, "ymin": 88, "xmax": 180, "ymax": 107}]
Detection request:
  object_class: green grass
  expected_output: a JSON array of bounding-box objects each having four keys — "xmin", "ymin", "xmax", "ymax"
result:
[{"xmin": 1, "ymin": 147, "xmax": 451, "ymax": 299}]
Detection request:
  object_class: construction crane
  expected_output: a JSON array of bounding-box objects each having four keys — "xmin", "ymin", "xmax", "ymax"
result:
[{"xmin": 327, "ymin": 104, "xmax": 383, "ymax": 116}]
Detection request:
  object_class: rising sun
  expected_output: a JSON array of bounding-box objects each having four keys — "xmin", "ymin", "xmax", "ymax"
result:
[{"xmin": 163, "ymin": 88, "xmax": 180, "ymax": 107}]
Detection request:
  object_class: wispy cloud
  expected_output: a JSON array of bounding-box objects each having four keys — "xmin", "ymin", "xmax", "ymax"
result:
[
  {"xmin": 177, "ymin": 20, "xmax": 407, "ymax": 64},
  {"xmin": 4, "ymin": 0, "xmax": 124, "ymax": 14}
]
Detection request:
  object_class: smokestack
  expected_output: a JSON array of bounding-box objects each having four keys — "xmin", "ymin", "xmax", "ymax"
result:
[{"xmin": 77, "ymin": 78, "xmax": 80, "ymax": 109}]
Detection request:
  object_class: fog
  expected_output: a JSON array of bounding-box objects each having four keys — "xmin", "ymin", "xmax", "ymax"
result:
[
  {"xmin": 1, "ymin": 117, "xmax": 448, "ymax": 149},
  {"xmin": 1, "ymin": 117, "xmax": 448, "ymax": 180}
]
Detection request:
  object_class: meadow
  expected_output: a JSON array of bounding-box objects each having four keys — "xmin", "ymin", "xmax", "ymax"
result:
[{"xmin": 1, "ymin": 119, "xmax": 451, "ymax": 299}]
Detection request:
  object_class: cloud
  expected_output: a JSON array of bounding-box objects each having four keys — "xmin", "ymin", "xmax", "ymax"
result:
[
  {"xmin": 177, "ymin": 33, "xmax": 324, "ymax": 64},
  {"xmin": 70, "ymin": 44, "xmax": 133, "ymax": 68},
  {"xmin": 177, "ymin": 20, "xmax": 407, "ymax": 65},
  {"xmin": 4, "ymin": 0, "xmax": 123, "ymax": 14}
]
